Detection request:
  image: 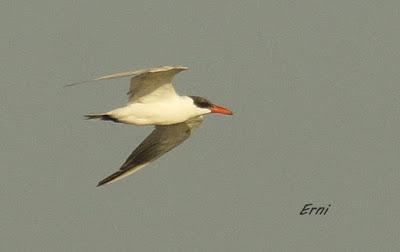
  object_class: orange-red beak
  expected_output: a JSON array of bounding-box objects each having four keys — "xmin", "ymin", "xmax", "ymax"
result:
[{"xmin": 210, "ymin": 105, "xmax": 233, "ymax": 115}]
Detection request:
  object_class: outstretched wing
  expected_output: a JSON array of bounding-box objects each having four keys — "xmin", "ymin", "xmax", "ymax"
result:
[
  {"xmin": 97, "ymin": 116, "xmax": 203, "ymax": 186},
  {"xmin": 66, "ymin": 66, "xmax": 188, "ymax": 103},
  {"xmin": 128, "ymin": 66, "xmax": 187, "ymax": 103}
]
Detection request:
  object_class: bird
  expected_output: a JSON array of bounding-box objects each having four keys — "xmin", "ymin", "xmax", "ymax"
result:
[{"xmin": 67, "ymin": 66, "xmax": 233, "ymax": 186}]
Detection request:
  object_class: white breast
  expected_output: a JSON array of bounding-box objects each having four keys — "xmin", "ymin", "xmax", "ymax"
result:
[{"xmin": 108, "ymin": 96, "xmax": 208, "ymax": 125}]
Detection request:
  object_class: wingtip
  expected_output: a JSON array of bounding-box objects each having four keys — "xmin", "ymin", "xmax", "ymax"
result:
[
  {"xmin": 97, "ymin": 177, "xmax": 112, "ymax": 187},
  {"xmin": 96, "ymin": 177, "xmax": 112, "ymax": 187},
  {"xmin": 96, "ymin": 181, "xmax": 105, "ymax": 187},
  {"xmin": 96, "ymin": 170, "xmax": 124, "ymax": 187},
  {"xmin": 64, "ymin": 80, "xmax": 93, "ymax": 88},
  {"xmin": 175, "ymin": 65, "xmax": 189, "ymax": 71}
]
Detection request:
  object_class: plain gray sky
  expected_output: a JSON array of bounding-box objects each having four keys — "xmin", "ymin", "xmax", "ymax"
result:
[{"xmin": 1, "ymin": 0, "xmax": 400, "ymax": 251}]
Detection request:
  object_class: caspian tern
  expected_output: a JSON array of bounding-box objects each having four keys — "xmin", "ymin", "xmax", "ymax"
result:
[{"xmin": 68, "ymin": 66, "xmax": 233, "ymax": 186}]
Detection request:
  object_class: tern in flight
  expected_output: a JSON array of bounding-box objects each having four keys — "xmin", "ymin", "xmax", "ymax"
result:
[{"xmin": 68, "ymin": 66, "xmax": 233, "ymax": 186}]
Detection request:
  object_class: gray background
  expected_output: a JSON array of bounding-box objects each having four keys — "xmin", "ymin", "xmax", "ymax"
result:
[{"xmin": 1, "ymin": 0, "xmax": 399, "ymax": 251}]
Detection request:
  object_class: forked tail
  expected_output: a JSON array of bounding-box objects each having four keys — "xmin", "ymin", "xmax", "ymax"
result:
[{"xmin": 84, "ymin": 114, "xmax": 120, "ymax": 123}]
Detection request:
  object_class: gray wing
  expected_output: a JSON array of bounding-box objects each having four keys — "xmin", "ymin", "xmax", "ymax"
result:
[
  {"xmin": 97, "ymin": 116, "xmax": 203, "ymax": 186},
  {"xmin": 66, "ymin": 66, "xmax": 188, "ymax": 103},
  {"xmin": 128, "ymin": 66, "xmax": 188, "ymax": 103}
]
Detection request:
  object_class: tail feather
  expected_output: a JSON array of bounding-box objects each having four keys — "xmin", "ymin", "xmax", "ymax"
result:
[
  {"xmin": 84, "ymin": 114, "xmax": 120, "ymax": 123},
  {"xmin": 84, "ymin": 114, "xmax": 104, "ymax": 120}
]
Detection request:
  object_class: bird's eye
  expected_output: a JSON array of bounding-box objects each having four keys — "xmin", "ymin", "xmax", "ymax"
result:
[{"xmin": 200, "ymin": 102, "xmax": 210, "ymax": 108}]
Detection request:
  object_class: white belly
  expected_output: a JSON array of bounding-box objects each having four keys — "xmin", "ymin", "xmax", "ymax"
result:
[{"xmin": 108, "ymin": 97, "xmax": 200, "ymax": 125}]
